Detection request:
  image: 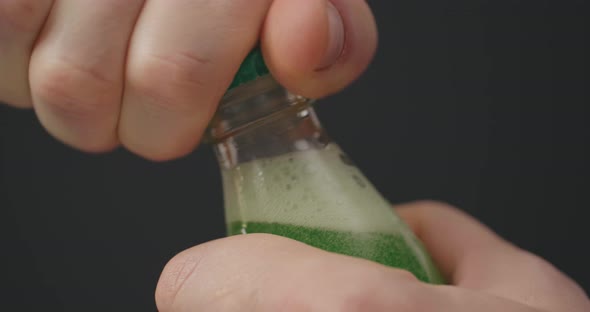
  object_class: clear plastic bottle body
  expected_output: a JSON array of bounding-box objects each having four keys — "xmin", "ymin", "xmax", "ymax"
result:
[{"xmin": 210, "ymin": 76, "xmax": 444, "ymax": 284}]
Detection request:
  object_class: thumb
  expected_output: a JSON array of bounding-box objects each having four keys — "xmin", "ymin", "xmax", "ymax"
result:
[{"xmin": 261, "ymin": 0, "xmax": 377, "ymax": 99}]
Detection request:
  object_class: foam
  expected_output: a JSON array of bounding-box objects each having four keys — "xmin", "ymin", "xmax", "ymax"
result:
[{"xmin": 221, "ymin": 144, "xmax": 407, "ymax": 233}]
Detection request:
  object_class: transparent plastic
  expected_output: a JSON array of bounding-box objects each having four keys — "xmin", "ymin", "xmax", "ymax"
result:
[{"xmin": 209, "ymin": 76, "xmax": 444, "ymax": 284}]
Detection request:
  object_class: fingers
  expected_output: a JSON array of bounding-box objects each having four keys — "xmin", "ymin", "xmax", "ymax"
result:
[
  {"xmin": 155, "ymin": 234, "xmax": 547, "ymax": 312},
  {"xmin": 396, "ymin": 200, "xmax": 590, "ymax": 311},
  {"xmin": 119, "ymin": 0, "xmax": 272, "ymax": 161},
  {"xmin": 262, "ymin": 0, "xmax": 378, "ymax": 98},
  {"xmin": 155, "ymin": 234, "xmax": 424, "ymax": 312},
  {"xmin": 118, "ymin": 0, "xmax": 376, "ymax": 161},
  {"xmin": 3, "ymin": 0, "xmax": 377, "ymax": 159},
  {"xmin": 0, "ymin": 0, "xmax": 53, "ymax": 108},
  {"xmin": 395, "ymin": 201, "xmax": 510, "ymax": 281},
  {"xmin": 155, "ymin": 201, "xmax": 587, "ymax": 311},
  {"xmin": 29, "ymin": 0, "xmax": 144, "ymax": 152}
]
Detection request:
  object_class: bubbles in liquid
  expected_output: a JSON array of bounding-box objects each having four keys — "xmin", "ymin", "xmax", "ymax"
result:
[
  {"xmin": 224, "ymin": 144, "xmax": 444, "ymax": 284},
  {"xmin": 223, "ymin": 144, "xmax": 401, "ymax": 233}
]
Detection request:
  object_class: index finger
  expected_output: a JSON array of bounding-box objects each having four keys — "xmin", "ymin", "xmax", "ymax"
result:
[
  {"xmin": 155, "ymin": 234, "xmax": 422, "ymax": 311},
  {"xmin": 155, "ymin": 233, "xmax": 544, "ymax": 312},
  {"xmin": 396, "ymin": 200, "xmax": 589, "ymax": 311}
]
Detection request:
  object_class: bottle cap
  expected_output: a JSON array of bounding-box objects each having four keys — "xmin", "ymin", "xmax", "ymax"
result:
[{"xmin": 228, "ymin": 47, "xmax": 270, "ymax": 91}]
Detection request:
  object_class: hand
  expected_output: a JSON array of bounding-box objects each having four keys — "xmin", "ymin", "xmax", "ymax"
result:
[
  {"xmin": 155, "ymin": 201, "xmax": 590, "ymax": 311},
  {"xmin": 0, "ymin": 0, "xmax": 376, "ymax": 160}
]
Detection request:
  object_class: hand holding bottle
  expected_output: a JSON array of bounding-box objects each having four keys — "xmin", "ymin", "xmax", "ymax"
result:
[
  {"xmin": 0, "ymin": 0, "xmax": 376, "ymax": 160},
  {"xmin": 155, "ymin": 201, "xmax": 590, "ymax": 311}
]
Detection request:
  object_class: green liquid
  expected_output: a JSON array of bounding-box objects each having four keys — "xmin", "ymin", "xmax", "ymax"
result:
[{"xmin": 229, "ymin": 221, "xmax": 444, "ymax": 284}]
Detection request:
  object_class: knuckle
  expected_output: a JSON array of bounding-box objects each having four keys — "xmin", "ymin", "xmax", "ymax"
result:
[
  {"xmin": 127, "ymin": 51, "xmax": 214, "ymax": 113},
  {"xmin": 508, "ymin": 251, "xmax": 590, "ymax": 309},
  {"xmin": 31, "ymin": 59, "xmax": 119, "ymax": 119},
  {"xmin": 518, "ymin": 251, "xmax": 572, "ymax": 284},
  {"xmin": 155, "ymin": 247, "xmax": 207, "ymax": 312},
  {"xmin": 522, "ymin": 252, "xmax": 556, "ymax": 273},
  {"xmin": 0, "ymin": 0, "xmax": 51, "ymax": 33}
]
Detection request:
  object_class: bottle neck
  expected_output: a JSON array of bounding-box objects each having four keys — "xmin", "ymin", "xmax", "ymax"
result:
[{"xmin": 208, "ymin": 76, "xmax": 331, "ymax": 169}]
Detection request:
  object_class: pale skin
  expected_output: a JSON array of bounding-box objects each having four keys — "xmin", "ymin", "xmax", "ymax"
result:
[
  {"xmin": 156, "ymin": 202, "xmax": 590, "ymax": 311},
  {"xmin": 1, "ymin": 1, "xmax": 588, "ymax": 311}
]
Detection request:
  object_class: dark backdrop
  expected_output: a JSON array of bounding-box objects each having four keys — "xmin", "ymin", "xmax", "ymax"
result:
[{"xmin": 1, "ymin": 1, "xmax": 588, "ymax": 311}]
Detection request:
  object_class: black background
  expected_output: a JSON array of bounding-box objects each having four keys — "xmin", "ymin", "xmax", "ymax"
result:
[{"xmin": 1, "ymin": 1, "xmax": 588, "ymax": 311}]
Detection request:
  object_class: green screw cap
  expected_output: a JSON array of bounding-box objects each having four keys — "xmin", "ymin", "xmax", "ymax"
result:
[{"xmin": 228, "ymin": 47, "xmax": 270, "ymax": 91}]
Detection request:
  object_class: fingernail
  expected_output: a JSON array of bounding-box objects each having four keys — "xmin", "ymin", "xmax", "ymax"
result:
[{"xmin": 317, "ymin": 1, "xmax": 345, "ymax": 70}]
